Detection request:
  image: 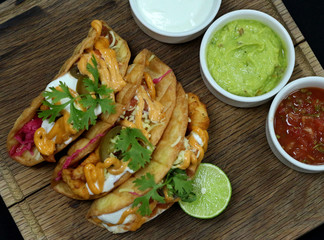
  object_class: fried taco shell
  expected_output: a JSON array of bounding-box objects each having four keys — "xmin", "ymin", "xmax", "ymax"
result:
[
  {"xmin": 51, "ymin": 50, "xmax": 177, "ymax": 200},
  {"xmin": 86, "ymin": 83, "xmax": 188, "ymax": 230},
  {"xmin": 87, "ymin": 85, "xmax": 209, "ymax": 233},
  {"xmin": 7, "ymin": 20, "xmax": 131, "ymax": 166}
]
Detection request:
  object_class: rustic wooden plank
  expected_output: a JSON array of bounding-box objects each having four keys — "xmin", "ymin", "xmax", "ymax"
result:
[
  {"xmin": 271, "ymin": 0, "xmax": 304, "ymax": 43},
  {"xmin": 297, "ymin": 41, "xmax": 324, "ymax": 77},
  {"xmin": 8, "ymin": 169, "xmax": 324, "ymax": 239},
  {"xmin": 1, "ymin": 0, "xmax": 323, "ymax": 239},
  {"xmin": 9, "ymin": 201, "xmax": 46, "ymax": 240},
  {"xmin": 0, "ymin": 0, "xmax": 42, "ymax": 25}
]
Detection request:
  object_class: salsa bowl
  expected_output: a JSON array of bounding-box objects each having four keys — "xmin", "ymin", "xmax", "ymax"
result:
[
  {"xmin": 200, "ymin": 9, "xmax": 295, "ymax": 107},
  {"xmin": 266, "ymin": 76, "xmax": 324, "ymax": 173}
]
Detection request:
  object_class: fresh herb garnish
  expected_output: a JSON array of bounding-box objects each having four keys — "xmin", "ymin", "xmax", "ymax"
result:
[
  {"xmin": 132, "ymin": 168, "xmax": 196, "ymax": 216},
  {"xmin": 38, "ymin": 55, "xmax": 115, "ymax": 131},
  {"xmin": 115, "ymin": 128, "xmax": 153, "ymax": 171},
  {"xmin": 133, "ymin": 173, "xmax": 165, "ymax": 216},
  {"xmin": 165, "ymin": 168, "xmax": 196, "ymax": 203}
]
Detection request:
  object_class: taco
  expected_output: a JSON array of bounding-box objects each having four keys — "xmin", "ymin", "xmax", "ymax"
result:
[
  {"xmin": 87, "ymin": 83, "xmax": 209, "ymax": 233},
  {"xmin": 51, "ymin": 49, "xmax": 177, "ymax": 200},
  {"xmin": 7, "ymin": 20, "xmax": 131, "ymax": 166}
]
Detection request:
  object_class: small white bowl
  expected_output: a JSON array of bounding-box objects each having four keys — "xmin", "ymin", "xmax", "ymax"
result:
[
  {"xmin": 200, "ymin": 9, "xmax": 295, "ymax": 107},
  {"xmin": 266, "ymin": 76, "xmax": 324, "ymax": 173},
  {"xmin": 129, "ymin": 0, "xmax": 222, "ymax": 44}
]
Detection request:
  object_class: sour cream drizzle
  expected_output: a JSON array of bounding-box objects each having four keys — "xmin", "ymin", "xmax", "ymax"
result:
[
  {"xmin": 86, "ymin": 167, "xmax": 135, "ymax": 195},
  {"xmin": 40, "ymin": 73, "xmax": 79, "ymax": 144},
  {"xmin": 34, "ymin": 72, "xmax": 104, "ymax": 156}
]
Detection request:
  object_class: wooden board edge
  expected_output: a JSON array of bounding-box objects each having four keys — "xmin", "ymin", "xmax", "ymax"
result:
[
  {"xmin": 9, "ymin": 201, "xmax": 47, "ymax": 240},
  {"xmin": 271, "ymin": 0, "xmax": 324, "ymax": 76},
  {"xmin": 297, "ymin": 41, "xmax": 324, "ymax": 77},
  {"xmin": 0, "ymin": 153, "xmax": 24, "ymax": 206},
  {"xmin": 270, "ymin": 0, "xmax": 304, "ymax": 44}
]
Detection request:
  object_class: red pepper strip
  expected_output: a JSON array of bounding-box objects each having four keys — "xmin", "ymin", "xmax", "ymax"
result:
[
  {"xmin": 153, "ymin": 69, "xmax": 172, "ymax": 84},
  {"xmin": 129, "ymin": 192, "xmax": 142, "ymax": 196},
  {"xmin": 55, "ymin": 132, "xmax": 105, "ymax": 181}
]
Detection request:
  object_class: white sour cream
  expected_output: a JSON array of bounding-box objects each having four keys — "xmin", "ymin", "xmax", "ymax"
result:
[
  {"xmin": 136, "ymin": 0, "xmax": 214, "ymax": 32},
  {"xmin": 98, "ymin": 205, "xmax": 133, "ymax": 225},
  {"xmin": 41, "ymin": 72, "xmax": 102, "ymax": 144},
  {"xmin": 41, "ymin": 73, "xmax": 78, "ymax": 144},
  {"xmin": 86, "ymin": 167, "xmax": 135, "ymax": 195},
  {"xmin": 44, "ymin": 72, "xmax": 78, "ymax": 113},
  {"xmin": 98, "ymin": 203, "xmax": 168, "ymax": 233}
]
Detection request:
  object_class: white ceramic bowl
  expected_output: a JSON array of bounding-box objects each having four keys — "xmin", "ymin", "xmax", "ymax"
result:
[
  {"xmin": 200, "ymin": 9, "xmax": 295, "ymax": 107},
  {"xmin": 266, "ymin": 76, "xmax": 324, "ymax": 173},
  {"xmin": 129, "ymin": 0, "xmax": 222, "ymax": 44}
]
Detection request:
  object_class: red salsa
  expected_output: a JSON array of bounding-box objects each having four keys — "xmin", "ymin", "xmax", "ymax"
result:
[{"xmin": 274, "ymin": 87, "xmax": 324, "ymax": 165}]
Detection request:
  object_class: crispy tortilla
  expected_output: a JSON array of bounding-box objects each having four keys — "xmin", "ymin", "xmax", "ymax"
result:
[
  {"xmin": 7, "ymin": 20, "xmax": 131, "ymax": 166},
  {"xmin": 51, "ymin": 62, "xmax": 143, "ymax": 200},
  {"xmin": 87, "ymin": 87, "xmax": 210, "ymax": 233},
  {"xmin": 51, "ymin": 50, "xmax": 177, "ymax": 200},
  {"xmin": 87, "ymin": 82, "xmax": 188, "ymax": 219}
]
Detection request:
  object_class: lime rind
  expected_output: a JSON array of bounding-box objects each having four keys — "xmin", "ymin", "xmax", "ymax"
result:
[{"xmin": 179, "ymin": 163, "xmax": 232, "ymax": 219}]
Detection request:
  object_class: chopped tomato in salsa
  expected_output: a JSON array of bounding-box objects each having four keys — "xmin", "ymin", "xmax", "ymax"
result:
[{"xmin": 274, "ymin": 87, "xmax": 324, "ymax": 165}]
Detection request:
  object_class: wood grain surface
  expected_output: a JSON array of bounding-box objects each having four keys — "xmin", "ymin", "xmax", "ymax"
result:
[{"xmin": 1, "ymin": 0, "xmax": 323, "ymax": 239}]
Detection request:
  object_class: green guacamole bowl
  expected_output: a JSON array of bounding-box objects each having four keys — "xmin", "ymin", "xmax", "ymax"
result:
[{"xmin": 200, "ymin": 9, "xmax": 295, "ymax": 107}]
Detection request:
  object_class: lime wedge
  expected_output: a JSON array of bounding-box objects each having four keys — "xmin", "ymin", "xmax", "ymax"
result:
[{"xmin": 179, "ymin": 163, "xmax": 231, "ymax": 219}]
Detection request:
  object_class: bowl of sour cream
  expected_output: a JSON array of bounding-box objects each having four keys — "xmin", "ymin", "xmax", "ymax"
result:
[
  {"xmin": 129, "ymin": 0, "xmax": 222, "ymax": 44},
  {"xmin": 200, "ymin": 9, "xmax": 295, "ymax": 107}
]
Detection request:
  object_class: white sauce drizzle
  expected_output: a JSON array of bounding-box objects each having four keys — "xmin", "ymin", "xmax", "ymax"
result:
[
  {"xmin": 98, "ymin": 203, "xmax": 168, "ymax": 233},
  {"xmin": 86, "ymin": 167, "xmax": 135, "ymax": 195},
  {"xmin": 41, "ymin": 72, "xmax": 102, "ymax": 144},
  {"xmin": 98, "ymin": 205, "xmax": 133, "ymax": 225}
]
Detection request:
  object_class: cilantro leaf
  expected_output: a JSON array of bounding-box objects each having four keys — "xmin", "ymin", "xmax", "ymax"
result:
[
  {"xmin": 96, "ymin": 84, "xmax": 113, "ymax": 97},
  {"xmin": 115, "ymin": 128, "xmax": 153, "ymax": 171},
  {"xmin": 82, "ymin": 56, "xmax": 116, "ymax": 116},
  {"xmin": 43, "ymin": 83, "xmax": 73, "ymax": 104},
  {"xmin": 83, "ymin": 78, "xmax": 97, "ymax": 93},
  {"xmin": 133, "ymin": 173, "xmax": 157, "ymax": 191},
  {"xmin": 99, "ymin": 96, "xmax": 116, "ymax": 114},
  {"xmin": 165, "ymin": 169, "xmax": 196, "ymax": 203},
  {"xmin": 69, "ymin": 101, "xmax": 91, "ymax": 130},
  {"xmin": 39, "ymin": 82, "xmax": 74, "ymax": 123},
  {"xmin": 38, "ymin": 99, "xmax": 70, "ymax": 123},
  {"xmin": 38, "ymin": 54, "xmax": 116, "ymax": 131},
  {"xmin": 132, "ymin": 173, "xmax": 165, "ymax": 216},
  {"xmin": 132, "ymin": 169, "xmax": 196, "ymax": 216}
]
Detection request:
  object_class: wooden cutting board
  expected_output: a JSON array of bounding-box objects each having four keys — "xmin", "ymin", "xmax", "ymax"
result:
[{"xmin": 1, "ymin": 0, "xmax": 323, "ymax": 239}]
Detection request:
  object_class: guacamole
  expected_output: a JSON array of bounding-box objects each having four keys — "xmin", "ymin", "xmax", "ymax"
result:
[{"xmin": 206, "ymin": 20, "xmax": 287, "ymax": 97}]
